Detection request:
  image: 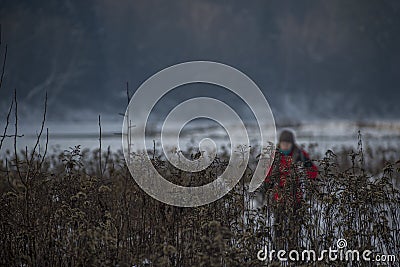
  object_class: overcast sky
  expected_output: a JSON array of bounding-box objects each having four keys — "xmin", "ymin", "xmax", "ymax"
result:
[{"xmin": 1, "ymin": 0, "xmax": 399, "ymax": 124}]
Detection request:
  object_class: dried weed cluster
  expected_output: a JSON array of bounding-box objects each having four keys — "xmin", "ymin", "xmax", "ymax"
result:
[{"xmin": 0, "ymin": 135, "xmax": 399, "ymax": 266}]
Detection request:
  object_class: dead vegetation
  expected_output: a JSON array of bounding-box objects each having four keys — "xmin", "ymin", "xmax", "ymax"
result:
[{"xmin": 0, "ymin": 119, "xmax": 399, "ymax": 266}]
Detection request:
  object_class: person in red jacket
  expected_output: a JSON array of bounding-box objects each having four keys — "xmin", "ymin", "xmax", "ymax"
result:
[
  {"xmin": 265, "ymin": 130, "xmax": 318, "ymax": 203},
  {"xmin": 263, "ymin": 129, "xmax": 318, "ymax": 249}
]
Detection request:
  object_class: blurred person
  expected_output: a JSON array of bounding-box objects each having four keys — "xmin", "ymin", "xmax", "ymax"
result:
[{"xmin": 263, "ymin": 129, "xmax": 318, "ymax": 249}]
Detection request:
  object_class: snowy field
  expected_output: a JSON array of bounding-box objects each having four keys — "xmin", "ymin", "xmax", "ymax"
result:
[{"xmin": 1, "ymin": 119, "xmax": 399, "ymax": 158}]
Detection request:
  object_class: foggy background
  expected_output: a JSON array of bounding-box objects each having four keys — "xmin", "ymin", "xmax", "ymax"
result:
[{"xmin": 0, "ymin": 0, "xmax": 399, "ymax": 152}]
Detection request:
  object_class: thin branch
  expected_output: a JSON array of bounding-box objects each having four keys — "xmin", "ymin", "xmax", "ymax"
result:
[
  {"xmin": 0, "ymin": 99, "xmax": 13, "ymax": 151},
  {"xmin": 13, "ymin": 89, "xmax": 23, "ymax": 182},
  {"xmin": 1, "ymin": 134, "xmax": 24, "ymax": 138},
  {"xmin": 126, "ymin": 81, "xmax": 130, "ymax": 105},
  {"xmin": 0, "ymin": 24, "xmax": 6, "ymax": 90},
  {"xmin": 0, "ymin": 45, "xmax": 7, "ymax": 90},
  {"xmin": 102, "ymin": 145, "xmax": 110, "ymax": 175},
  {"xmin": 28, "ymin": 92, "xmax": 47, "ymax": 174},
  {"xmin": 38, "ymin": 128, "xmax": 49, "ymax": 171},
  {"xmin": 99, "ymin": 114, "xmax": 102, "ymax": 178}
]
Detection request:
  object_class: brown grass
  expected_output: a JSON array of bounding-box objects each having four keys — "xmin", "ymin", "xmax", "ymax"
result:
[{"xmin": 0, "ymin": 134, "xmax": 399, "ymax": 266}]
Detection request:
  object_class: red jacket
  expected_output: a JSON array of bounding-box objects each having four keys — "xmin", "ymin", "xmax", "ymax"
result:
[{"xmin": 265, "ymin": 146, "xmax": 318, "ymax": 203}]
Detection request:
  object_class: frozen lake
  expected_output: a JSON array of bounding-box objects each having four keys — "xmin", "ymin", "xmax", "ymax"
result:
[{"xmin": 1, "ymin": 119, "xmax": 399, "ymax": 157}]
